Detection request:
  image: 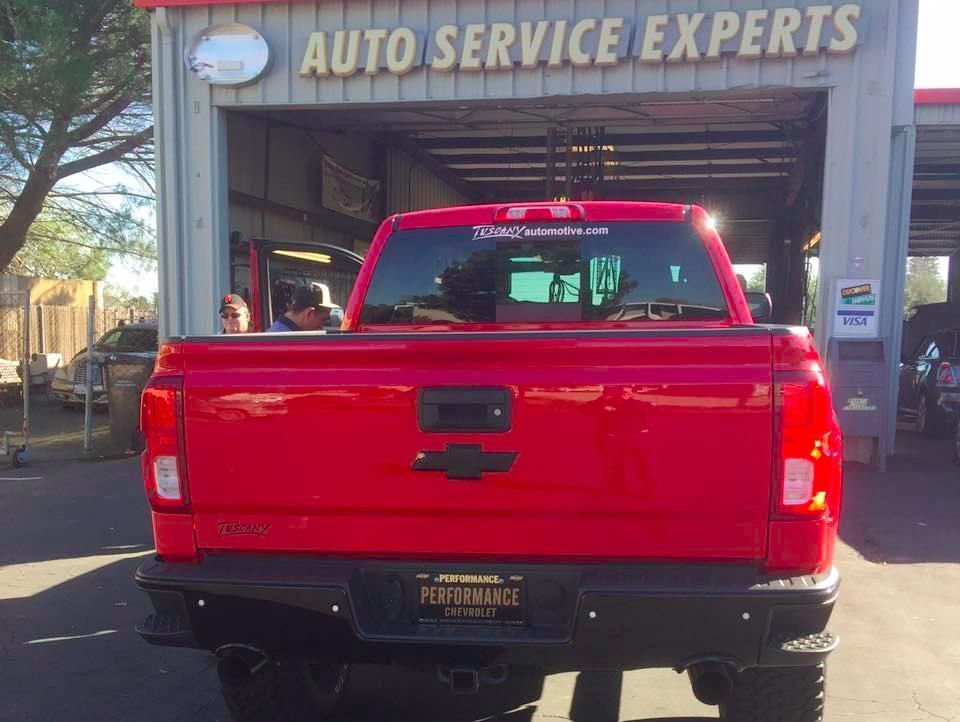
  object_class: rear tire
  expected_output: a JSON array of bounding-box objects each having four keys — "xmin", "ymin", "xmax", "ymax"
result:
[
  {"xmin": 953, "ymin": 423, "xmax": 960, "ymax": 466},
  {"xmin": 916, "ymin": 395, "xmax": 946, "ymax": 437},
  {"xmin": 719, "ymin": 664, "xmax": 825, "ymax": 722},
  {"xmin": 219, "ymin": 656, "xmax": 349, "ymax": 722}
]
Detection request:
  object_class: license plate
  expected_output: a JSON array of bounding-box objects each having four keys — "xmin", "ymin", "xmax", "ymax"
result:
[
  {"xmin": 416, "ymin": 572, "xmax": 525, "ymax": 625},
  {"xmin": 73, "ymin": 384, "xmax": 86, "ymax": 396}
]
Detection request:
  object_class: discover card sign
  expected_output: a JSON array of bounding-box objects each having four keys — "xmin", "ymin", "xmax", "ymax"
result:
[
  {"xmin": 298, "ymin": 4, "xmax": 862, "ymax": 78},
  {"xmin": 833, "ymin": 279, "xmax": 880, "ymax": 338}
]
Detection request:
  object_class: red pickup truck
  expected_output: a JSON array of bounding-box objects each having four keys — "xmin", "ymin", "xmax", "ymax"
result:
[{"xmin": 135, "ymin": 202, "xmax": 842, "ymax": 722}]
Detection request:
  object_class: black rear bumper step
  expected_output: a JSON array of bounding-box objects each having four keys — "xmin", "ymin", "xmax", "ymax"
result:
[
  {"xmin": 135, "ymin": 556, "xmax": 839, "ymax": 672},
  {"xmin": 136, "ymin": 613, "xmax": 195, "ymax": 647}
]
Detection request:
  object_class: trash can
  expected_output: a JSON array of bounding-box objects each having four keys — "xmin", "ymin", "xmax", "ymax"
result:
[{"xmin": 103, "ymin": 352, "xmax": 156, "ymax": 452}]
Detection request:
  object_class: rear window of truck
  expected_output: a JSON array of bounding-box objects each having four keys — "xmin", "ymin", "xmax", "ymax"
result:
[{"xmin": 360, "ymin": 221, "xmax": 728, "ymax": 325}]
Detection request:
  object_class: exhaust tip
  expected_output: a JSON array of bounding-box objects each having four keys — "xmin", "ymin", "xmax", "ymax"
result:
[
  {"xmin": 218, "ymin": 655, "xmax": 254, "ymax": 686},
  {"xmin": 215, "ymin": 644, "xmax": 268, "ymax": 686},
  {"xmin": 687, "ymin": 663, "xmax": 733, "ymax": 706}
]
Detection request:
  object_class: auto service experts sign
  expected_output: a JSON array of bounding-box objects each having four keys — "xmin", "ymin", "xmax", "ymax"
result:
[{"xmin": 297, "ymin": 4, "xmax": 863, "ymax": 78}]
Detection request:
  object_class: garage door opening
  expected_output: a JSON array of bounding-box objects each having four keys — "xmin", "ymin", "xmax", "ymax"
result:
[{"xmin": 223, "ymin": 88, "xmax": 828, "ymax": 328}]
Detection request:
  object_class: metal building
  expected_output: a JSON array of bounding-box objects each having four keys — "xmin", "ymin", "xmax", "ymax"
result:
[{"xmin": 141, "ymin": 0, "xmax": 945, "ymax": 461}]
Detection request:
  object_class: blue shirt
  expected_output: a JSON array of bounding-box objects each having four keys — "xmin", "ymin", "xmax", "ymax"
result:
[{"xmin": 266, "ymin": 315, "xmax": 300, "ymax": 332}]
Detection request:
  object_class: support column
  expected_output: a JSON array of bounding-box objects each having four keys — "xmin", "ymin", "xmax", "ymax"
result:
[
  {"xmin": 152, "ymin": 8, "xmax": 229, "ymax": 337},
  {"xmin": 881, "ymin": 124, "xmax": 917, "ymax": 464},
  {"xmin": 545, "ymin": 128, "xmax": 557, "ymax": 201},
  {"xmin": 816, "ymin": 0, "xmax": 918, "ymax": 469},
  {"xmin": 948, "ymin": 251, "xmax": 960, "ymax": 303}
]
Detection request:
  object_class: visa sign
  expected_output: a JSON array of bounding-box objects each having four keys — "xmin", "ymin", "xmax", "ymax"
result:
[{"xmin": 833, "ymin": 279, "xmax": 879, "ymax": 338}]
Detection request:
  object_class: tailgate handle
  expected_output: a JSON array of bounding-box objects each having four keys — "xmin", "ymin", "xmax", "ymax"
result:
[{"xmin": 418, "ymin": 387, "xmax": 511, "ymax": 433}]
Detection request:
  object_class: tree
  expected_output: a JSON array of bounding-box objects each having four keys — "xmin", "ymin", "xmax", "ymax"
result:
[
  {"xmin": 803, "ymin": 260, "xmax": 819, "ymax": 327},
  {"xmin": 0, "ymin": 0, "xmax": 154, "ymax": 273},
  {"xmin": 103, "ymin": 282, "xmax": 157, "ymax": 315},
  {"xmin": 746, "ymin": 266, "xmax": 767, "ymax": 292},
  {"xmin": 903, "ymin": 256, "xmax": 946, "ymax": 317}
]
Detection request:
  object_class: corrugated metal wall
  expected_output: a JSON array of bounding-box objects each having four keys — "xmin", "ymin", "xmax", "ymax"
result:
[
  {"xmin": 193, "ymin": 0, "xmax": 872, "ymax": 107},
  {"xmin": 387, "ymin": 148, "xmax": 468, "ymax": 213},
  {"xmin": 226, "ymin": 112, "xmax": 377, "ymax": 250},
  {"xmin": 916, "ymin": 103, "xmax": 960, "ymax": 126}
]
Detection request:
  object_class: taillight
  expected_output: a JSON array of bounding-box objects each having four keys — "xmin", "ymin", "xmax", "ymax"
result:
[
  {"xmin": 140, "ymin": 376, "xmax": 189, "ymax": 511},
  {"xmin": 937, "ymin": 362, "xmax": 957, "ymax": 387},
  {"xmin": 776, "ymin": 365, "xmax": 842, "ymax": 518},
  {"xmin": 494, "ymin": 204, "xmax": 584, "ymax": 222}
]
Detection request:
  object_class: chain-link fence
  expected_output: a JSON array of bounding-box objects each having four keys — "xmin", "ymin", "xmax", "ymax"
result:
[
  {"xmin": 0, "ymin": 292, "xmax": 26, "ymax": 363},
  {"xmin": 0, "ymin": 292, "xmax": 27, "ymax": 463},
  {"xmin": 27, "ymin": 305, "xmax": 143, "ymax": 361},
  {"xmin": 1, "ymin": 295, "xmax": 155, "ymax": 465}
]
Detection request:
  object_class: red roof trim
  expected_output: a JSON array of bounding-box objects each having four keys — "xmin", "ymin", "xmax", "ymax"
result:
[{"xmin": 915, "ymin": 89, "xmax": 960, "ymax": 106}]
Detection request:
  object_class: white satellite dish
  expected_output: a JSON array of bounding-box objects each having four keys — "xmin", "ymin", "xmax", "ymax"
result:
[{"xmin": 184, "ymin": 23, "xmax": 271, "ymax": 87}]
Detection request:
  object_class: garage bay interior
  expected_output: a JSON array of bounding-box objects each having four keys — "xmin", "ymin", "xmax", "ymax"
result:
[{"xmin": 225, "ymin": 88, "xmax": 831, "ymax": 328}]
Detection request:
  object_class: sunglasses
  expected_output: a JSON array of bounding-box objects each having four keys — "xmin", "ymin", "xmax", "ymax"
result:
[{"xmin": 220, "ymin": 311, "xmax": 244, "ymax": 319}]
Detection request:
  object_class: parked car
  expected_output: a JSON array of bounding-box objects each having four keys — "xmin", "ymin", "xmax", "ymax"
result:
[
  {"xmin": 902, "ymin": 302, "xmax": 960, "ymax": 363},
  {"xmin": 136, "ymin": 203, "xmax": 842, "ymax": 722},
  {"xmin": 897, "ymin": 328, "xmax": 960, "ymax": 436},
  {"xmin": 51, "ymin": 321, "xmax": 158, "ymax": 407}
]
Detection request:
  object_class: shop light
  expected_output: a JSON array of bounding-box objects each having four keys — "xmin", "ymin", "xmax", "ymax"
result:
[
  {"xmin": 272, "ymin": 250, "xmax": 332, "ymax": 264},
  {"xmin": 802, "ymin": 232, "xmax": 822, "ymax": 253}
]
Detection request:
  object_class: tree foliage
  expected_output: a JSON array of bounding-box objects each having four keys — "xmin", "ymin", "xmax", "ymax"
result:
[
  {"xmin": 746, "ymin": 266, "xmax": 767, "ymax": 293},
  {"xmin": 0, "ymin": 0, "xmax": 154, "ymax": 275},
  {"xmin": 903, "ymin": 256, "xmax": 947, "ymax": 317},
  {"xmin": 103, "ymin": 282, "xmax": 157, "ymax": 315}
]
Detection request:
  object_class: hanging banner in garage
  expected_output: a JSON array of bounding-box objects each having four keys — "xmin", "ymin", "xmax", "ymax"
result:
[
  {"xmin": 321, "ymin": 157, "xmax": 381, "ymax": 222},
  {"xmin": 297, "ymin": 4, "xmax": 862, "ymax": 78},
  {"xmin": 833, "ymin": 279, "xmax": 881, "ymax": 338}
]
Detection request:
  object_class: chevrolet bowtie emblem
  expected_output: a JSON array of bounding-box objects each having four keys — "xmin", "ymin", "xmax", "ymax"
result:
[{"xmin": 412, "ymin": 444, "xmax": 517, "ymax": 480}]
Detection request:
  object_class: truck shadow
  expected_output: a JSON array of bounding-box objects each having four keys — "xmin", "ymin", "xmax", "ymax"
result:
[
  {"xmin": 0, "ymin": 457, "xmax": 151, "ymax": 567},
  {"xmin": 839, "ymin": 430, "xmax": 960, "ymax": 564},
  {"xmin": 334, "ymin": 668, "xmax": 713, "ymax": 721},
  {"xmin": 0, "ymin": 555, "xmax": 220, "ymax": 722},
  {"xmin": 330, "ymin": 664, "xmax": 545, "ymax": 721}
]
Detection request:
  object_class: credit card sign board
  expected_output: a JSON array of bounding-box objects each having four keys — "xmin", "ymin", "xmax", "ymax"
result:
[{"xmin": 833, "ymin": 279, "xmax": 880, "ymax": 337}]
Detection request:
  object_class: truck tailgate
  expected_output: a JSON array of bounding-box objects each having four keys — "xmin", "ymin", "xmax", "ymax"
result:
[{"xmin": 183, "ymin": 329, "xmax": 773, "ymax": 561}]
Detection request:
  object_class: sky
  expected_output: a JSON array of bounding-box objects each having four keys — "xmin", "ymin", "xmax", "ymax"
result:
[
  {"xmin": 104, "ymin": 0, "xmax": 960, "ymax": 294},
  {"xmin": 915, "ymin": 0, "xmax": 960, "ymax": 89}
]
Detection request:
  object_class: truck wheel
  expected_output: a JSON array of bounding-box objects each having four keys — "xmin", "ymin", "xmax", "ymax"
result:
[
  {"xmin": 219, "ymin": 656, "xmax": 349, "ymax": 722},
  {"xmin": 719, "ymin": 664, "xmax": 825, "ymax": 722}
]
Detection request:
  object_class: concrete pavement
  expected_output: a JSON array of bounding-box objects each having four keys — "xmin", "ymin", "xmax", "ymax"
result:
[{"xmin": 0, "ymin": 432, "xmax": 958, "ymax": 722}]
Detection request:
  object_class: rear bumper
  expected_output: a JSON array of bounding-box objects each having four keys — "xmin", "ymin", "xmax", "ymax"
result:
[{"xmin": 135, "ymin": 555, "xmax": 839, "ymax": 672}]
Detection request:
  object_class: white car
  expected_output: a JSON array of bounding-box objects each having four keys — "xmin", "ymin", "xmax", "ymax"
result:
[{"xmin": 51, "ymin": 322, "xmax": 158, "ymax": 407}]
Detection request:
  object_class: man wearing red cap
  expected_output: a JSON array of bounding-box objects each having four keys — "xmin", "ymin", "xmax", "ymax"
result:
[{"xmin": 219, "ymin": 294, "xmax": 251, "ymax": 334}]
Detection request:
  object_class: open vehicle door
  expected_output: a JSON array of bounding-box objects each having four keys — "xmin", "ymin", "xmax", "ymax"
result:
[{"xmin": 248, "ymin": 238, "xmax": 364, "ymax": 331}]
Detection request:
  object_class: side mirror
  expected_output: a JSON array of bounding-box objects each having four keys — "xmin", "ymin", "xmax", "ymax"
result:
[{"xmin": 745, "ymin": 291, "xmax": 773, "ymax": 323}]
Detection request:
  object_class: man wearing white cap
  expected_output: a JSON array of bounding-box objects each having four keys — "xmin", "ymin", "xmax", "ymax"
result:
[{"xmin": 266, "ymin": 283, "xmax": 337, "ymax": 332}]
